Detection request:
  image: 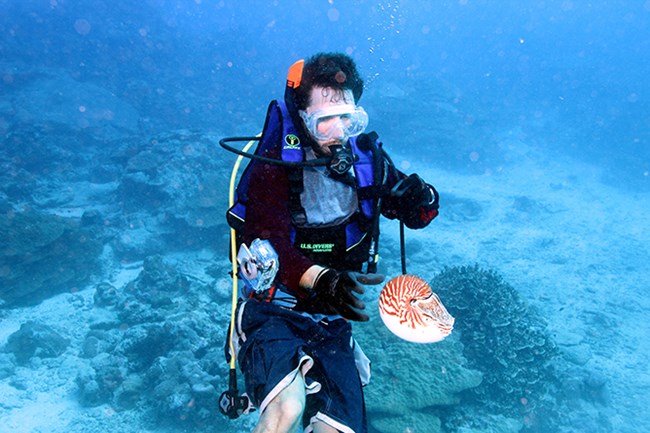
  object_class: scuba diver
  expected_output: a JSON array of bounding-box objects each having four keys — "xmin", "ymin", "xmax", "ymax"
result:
[{"xmin": 220, "ymin": 52, "xmax": 439, "ymax": 433}]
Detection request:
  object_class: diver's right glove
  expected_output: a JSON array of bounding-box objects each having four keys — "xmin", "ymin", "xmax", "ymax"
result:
[{"xmin": 312, "ymin": 269, "xmax": 369, "ymax": 322}]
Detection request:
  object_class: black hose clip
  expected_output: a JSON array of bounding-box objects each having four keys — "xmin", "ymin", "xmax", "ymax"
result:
[
  {"xmin": 219, "ymin": 368, "xmax": 254, "ymax": 419},
  {"xmin": 218, "ymin": 388, "xmax": 251, "ymax": 419}
]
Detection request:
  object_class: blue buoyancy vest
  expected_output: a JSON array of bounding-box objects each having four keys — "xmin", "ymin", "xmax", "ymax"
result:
[{"xmin": 226, "ymin": 99, "xmax": 383, "ymax": 255}]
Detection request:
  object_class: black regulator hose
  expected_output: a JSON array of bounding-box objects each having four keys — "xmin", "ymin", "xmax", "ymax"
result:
[{"xmin": 219, "ymin": 136, "xmax": 331, "ymax": 167}]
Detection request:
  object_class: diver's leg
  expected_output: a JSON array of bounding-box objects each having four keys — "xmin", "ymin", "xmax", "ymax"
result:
[
  {"xmin": 253, "ymin": 373, "xmax": 307, "ymax": 433},
  {"xmin": 312, "ymin": 421, "xmax": 339, "ymax": 433}
]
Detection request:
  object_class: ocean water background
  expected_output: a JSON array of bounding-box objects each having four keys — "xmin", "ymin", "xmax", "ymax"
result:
[{"xmin": 1, "ymin": 1, "xmax": 649, "ymax": 433}]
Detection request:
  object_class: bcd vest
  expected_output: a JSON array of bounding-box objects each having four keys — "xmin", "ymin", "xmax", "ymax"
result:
[{"xmin": 227, "ymin": 100, "xmax": 384, "ymax": 270}]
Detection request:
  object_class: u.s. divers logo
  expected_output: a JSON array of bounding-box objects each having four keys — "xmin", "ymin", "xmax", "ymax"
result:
[{"xmin": 284, "ymin": 134, "xmax": 301, "ymax": 149}]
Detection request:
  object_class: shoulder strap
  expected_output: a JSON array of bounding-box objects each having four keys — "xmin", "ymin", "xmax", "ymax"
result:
[
  {"xmin": 276, "ymin": 100, "xmax": 304, "ymax": 163},
  {"xmin": 350, "ymin": 132, "xmax": 383, "ymax": 219},
  {"xmin": 276, "ymin": 101, "xmax": 308, "ymax": 226},
  {"xmin": 227, "ymin": 100, "xmax": 308, "ymax": 230},
  {"xmin": 350, "ymin": 131, "xmax": 385, "ymax": 273}
]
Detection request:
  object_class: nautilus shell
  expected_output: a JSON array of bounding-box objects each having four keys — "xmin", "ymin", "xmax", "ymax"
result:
[{"xmin": 378, "ymin": 275, "xmax": 455, "ymax": 343}]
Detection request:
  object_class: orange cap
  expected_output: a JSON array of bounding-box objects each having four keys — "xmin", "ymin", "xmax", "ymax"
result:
[{"xmin": 286, "ymin": 59, "xmax": 304, "ymax": 89}]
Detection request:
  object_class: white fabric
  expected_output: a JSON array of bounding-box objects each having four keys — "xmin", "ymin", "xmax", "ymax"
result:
[
  {"xmin": 306, "ymin": 412, "xmax": 356, "ymax": 433},
  {"xmin": 351, "ymin": 337, "xmax": 372, "ymax": 387},
  {"xmin": 299, "ymin": 148, "xmax": 358, "ymax": 228}
]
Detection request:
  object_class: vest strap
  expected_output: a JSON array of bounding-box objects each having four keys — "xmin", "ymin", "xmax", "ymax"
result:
[{"xmin": 287, "ymin": 167, "xmax": 307, "ymax": 226}]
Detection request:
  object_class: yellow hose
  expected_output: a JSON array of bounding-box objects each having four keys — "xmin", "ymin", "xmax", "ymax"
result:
[{"xmin": 227, "ymin": 138, "xmax": 257, "ymax": 370}]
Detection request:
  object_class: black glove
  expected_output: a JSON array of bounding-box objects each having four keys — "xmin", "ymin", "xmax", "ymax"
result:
[
  {"xmin": 312, "ymin": 269, "xmax": 369, "ymax": 322},
  {"xmin": 390, "ymin": 174, "xmax": 439, "ymax": 228},
  {"xmin": 391, "ymin": 173, "xmax": 434, "ymax": 207}
]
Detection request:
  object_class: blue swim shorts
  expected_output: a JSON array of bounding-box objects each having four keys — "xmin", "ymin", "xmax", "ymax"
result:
[{"xmin": 234, "ymin": 299, "xmax": 367, "ymax": 433}]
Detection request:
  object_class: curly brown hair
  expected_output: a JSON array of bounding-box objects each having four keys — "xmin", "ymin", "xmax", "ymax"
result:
[{"xmin": 292, "ymin": 52, "xmax": 364, "ymax": 111}]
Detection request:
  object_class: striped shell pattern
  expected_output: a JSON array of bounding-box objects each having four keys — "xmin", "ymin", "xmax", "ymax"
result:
[{"xmin": 378, "ymin": 274, "xmax": 455, "ymax": 343}]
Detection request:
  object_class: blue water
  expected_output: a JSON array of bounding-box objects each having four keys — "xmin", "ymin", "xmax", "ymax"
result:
[
  {"xmin": 4, "ymin": 0, "xmax": 649, "ymax": 182},
  {"xmin": 1, "ymin": 1, "xmax": 649, "ymax": 432},
  {"xmin": 8, "ymin": 2, "xmax": 650, "ymax": 159}
]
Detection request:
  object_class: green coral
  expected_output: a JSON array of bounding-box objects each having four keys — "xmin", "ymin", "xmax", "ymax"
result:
[
  {"xmin": 431, "ymin": 265, "xmax": 560, "ymax": 431},
  {"xmin": 357, "ymin": 304, "xmax": 482, "ymax": 433}
]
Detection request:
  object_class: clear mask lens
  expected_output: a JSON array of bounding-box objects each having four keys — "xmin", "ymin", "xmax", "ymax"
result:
[{"xmin": 300, "ymin": 105, "xmax": 368, "ymax": 141}]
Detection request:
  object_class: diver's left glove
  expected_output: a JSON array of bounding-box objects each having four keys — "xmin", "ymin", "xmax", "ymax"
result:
[
  {"xmin": 391, "ymin": 173, "xmax": 439, "ymax": 228},
  {"xmin": 392, "ymin": 173, "xmax": 436, "ymax": 207},
  {"xmin": 312, "ymin": 269, "xmax": 369, "ymax": 322}
]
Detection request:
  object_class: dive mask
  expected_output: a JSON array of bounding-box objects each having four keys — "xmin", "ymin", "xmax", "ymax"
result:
[{"xmin": 299, "ymin": 104, "xmax": 369, "ymax": 142}]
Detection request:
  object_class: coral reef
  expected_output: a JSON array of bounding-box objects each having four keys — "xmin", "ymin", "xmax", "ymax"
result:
[
  {"xmin": 0, "ymin": 352, "xmax": 15, "ymax": 379},
  {"xmin": 114, "ymin": 130, "xmax": 232, "ymax": 229},
  {"xmin": 74, "ymin": 254, "xmax": 242, "ymax": 431},
  {"xmin": 430, "ymin": 265, "xmax": 561, "ymax": 432},
  {"xmin": 5, "ymin": 321, "xmax": 70, "ymax": 365},
  {"xmin": 106, "ymin": 130, "xmax": 234, "ymax": 261},
  {"xmin": 357, "ymin": 306, "xmax": 483, "ymax": 433},
  {"xmin": 0, "ymin": 209, "xmax": 103, "ymax": 307}
]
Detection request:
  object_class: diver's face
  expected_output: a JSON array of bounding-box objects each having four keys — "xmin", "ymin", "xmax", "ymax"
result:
[{"xmin": 303, "ymin": 86, "xmax": 355, "ymax": 155}]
